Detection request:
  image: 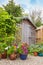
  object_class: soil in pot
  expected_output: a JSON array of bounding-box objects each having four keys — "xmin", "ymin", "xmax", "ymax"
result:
[
  {"xmin": 9, "ymin": 53, "xmax": 17, "ymax": 60},
  {"xmin": 20, "ymin": 54, "xmax": 27, "ymax": 60},
  {"xmin": 34, "ymin": 52, "xmax": 38, "ymax": 56},
  {"xmin": 2, "ymin": 51, "xmax": 7, "ymax": 59}
]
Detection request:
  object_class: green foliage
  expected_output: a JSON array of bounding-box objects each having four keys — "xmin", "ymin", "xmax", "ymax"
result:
[
  {"xmin": 0, "ymin": 43, "xmax": 8, "ymax": 53},
  {"xmin": 14, "ymin": 17, "xmax": 22, "ymax": 23},
  {"xmin": 0, "ymin": 43, "xmax": 3, "ymax": 53},
  {"xmin": 3, "ymin": 0, "xmax": 23, "ymax": 17},
  {"xmin": 29, "ymin": 44, "xmax": 40, "ymax": 54},
  {"xmin": 13, "ymin": 17, "xmax": 22, "ymax": 44},
  {"xmin": 17, "ymin": 45, "xmax": 23, "ymax": 54},
  {"xmin": 7, "ymin": 46, "xmax": 14, "ymax": 55},
  {"xmin": 14, "ymin": 27, "xmax": 21, "ymax": 44},
  {"xmin": 28, "ymin": 43, "xmax": 43, "ymax": 55},
  {"xmin": 38, "ymin": 44, "xmax": 43, "ymax": 53},
  {"xmin": 0, "ymin": 7, "xmax": 18, "ymax": 45},
  {"xmin": 35, "ymin": 21, "xmax": 41, "ymax": 27},
  {"xmin": 17, "ymin": 43, "xmax": 28, "ymax": 55},
  {"xmin": 32, "ymin": 44, "xmax": 40, "ymax": 52}
]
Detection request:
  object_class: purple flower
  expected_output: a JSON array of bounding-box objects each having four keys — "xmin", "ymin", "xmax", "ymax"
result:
[{"xmin": 21, "ymin": 45, "xmax": 28, "ymax": 54}]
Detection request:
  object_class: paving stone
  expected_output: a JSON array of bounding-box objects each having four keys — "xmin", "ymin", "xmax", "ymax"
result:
[{"xmin": 0, "ymin": 55, "xmax": 43, "ymax": 65}]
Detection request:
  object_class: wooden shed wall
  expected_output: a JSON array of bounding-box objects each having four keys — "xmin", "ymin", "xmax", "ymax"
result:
[
  {"xmin": 36, "ymin": 28, "xmax": 43, "ymax": 43},
  {"xmin": 20, "ymin": 19, "xmax": 36, "ymax": 45}
]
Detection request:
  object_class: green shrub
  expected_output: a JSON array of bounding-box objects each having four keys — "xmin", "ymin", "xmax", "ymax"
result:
[{"xmin": 0, "ymin": 7, "xmax": 19, "ymax": 45}]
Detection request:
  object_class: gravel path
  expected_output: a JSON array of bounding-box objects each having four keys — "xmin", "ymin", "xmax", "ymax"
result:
[{"xmin": 0, "ymin": 55, "xmax": 43, "ymax": 65}]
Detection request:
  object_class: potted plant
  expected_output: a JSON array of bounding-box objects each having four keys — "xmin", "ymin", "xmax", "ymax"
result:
[
  {"xmin": 17, "ymin": 43, "xmax": 29, "ymax": 60},
  {"xmin": 1, "ymin": 43, "xmax": 8, "ymax": 59},
  {"xmin": 29, "ymin": 44, "xmax": 34, "ymax": 55},
  {"xmin": 14, "ymin": 44, "xmax": 19, "ymax": 58},
  {"xmin": 38, "ymin": 45, "xmax": 43, "ymax": 56},
  {"xmin": 29, "ymin": 44, "xmax": 40, "ymax": 56},
  {"xmin": 7, "ymin": 46, "xmax": 17, "ymax": 60},
  {"xmin": 33, "ymin": 44, "xmax": 40, "ymax": 56}
]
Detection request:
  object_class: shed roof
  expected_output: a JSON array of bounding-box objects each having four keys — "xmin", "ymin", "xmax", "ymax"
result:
[
  {"xmin": 14, "ymin": 16, "xmax": 36, "ymax": 29},
  {"xmin": 22, "ymin": 17, "xmax": 36, "ymax": 29}
]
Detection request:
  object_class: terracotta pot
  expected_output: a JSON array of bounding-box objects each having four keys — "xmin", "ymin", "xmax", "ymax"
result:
[
  {"xmin": 2, "ymin": 51, "xmax": 7, "ymax": 59},
  {"xmin": 9, "ymin": 53, "xmax": 17, "ymax": 60},
  {"xmin": 0, "ymin": 54, "xmax": 2, "ymax": 59},
  {"xmin": 34, "ymin": 52, "xmax": 38, "ymax": 56}
]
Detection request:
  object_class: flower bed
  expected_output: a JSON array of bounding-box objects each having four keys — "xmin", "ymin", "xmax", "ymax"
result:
[
  {"xmin": 0, "ymin": 43, "xmax": 29, "ymax": 60},
  {"xmin": 0, "ymin": 43, "xmax": 43, "ymax": 60}
]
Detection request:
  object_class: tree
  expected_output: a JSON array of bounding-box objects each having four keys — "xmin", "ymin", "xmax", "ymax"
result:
[
  {"xmin": 3, "ymin": 0, "xmax": 23, "ymax": 17},
  {"xmin": 0, "ymin": 7, "xmax": 18, "ymax": 45},
  {"xmin": 29, "ymin": 10, "xmax": 42, "ymax": 27},
  {"xmin": 35, "ymin": 16, "xmax": 42, "ymax": 27}
]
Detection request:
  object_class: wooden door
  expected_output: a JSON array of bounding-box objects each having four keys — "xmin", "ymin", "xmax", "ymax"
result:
[
  {"xmin": 21, "ymin": 22, "xmax": 36, "ymax": 44},
  {"xmin": 21, "ymin": 22, "xmax": 31, "ymax": 44}
]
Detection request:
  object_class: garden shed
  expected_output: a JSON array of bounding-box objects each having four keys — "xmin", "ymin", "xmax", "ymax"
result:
[{"xmin": 19, "ymin": 17, "xmax": 36, "ymax": 45}]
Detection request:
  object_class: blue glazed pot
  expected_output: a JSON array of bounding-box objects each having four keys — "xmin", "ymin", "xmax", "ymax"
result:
[
  {"xmin": 38, "ymin": 52, "xmax": 43, "ymax": 56},
  {"xmin": 20, "ymin": 54, "xmax": 27, "ymax": 60}
]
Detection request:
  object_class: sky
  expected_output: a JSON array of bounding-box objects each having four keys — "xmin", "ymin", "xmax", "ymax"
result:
[{"xmin": 0, "ymin": 0, "xmax": 43, "ymax": 18}]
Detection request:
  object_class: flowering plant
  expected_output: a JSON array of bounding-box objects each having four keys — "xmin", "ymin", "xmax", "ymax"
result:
[
  {"xmin": 14, "ymin": 44, "xmax": 17, "ymax": 50},
  {"xmin": 17, "ymin": 43, "xmax": 29, "ymax": 55}
]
